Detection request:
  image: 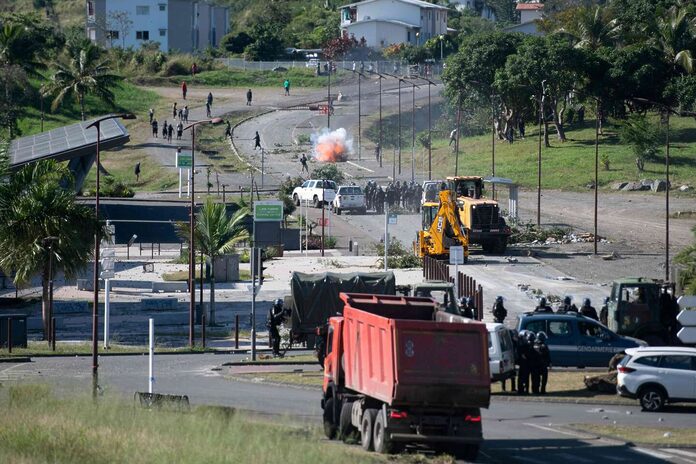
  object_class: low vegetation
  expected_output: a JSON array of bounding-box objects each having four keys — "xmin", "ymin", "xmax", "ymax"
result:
[
  {"xmin": 373, "ymin": 238, "xmax": 421, "ymax": 269},
  {"xmin": 0, "ymin": 384, "xmax": 387, "ymax": 464},
  {"xmin": 571, "ymin": 424, "xmax": 696, "ymax": 446}
]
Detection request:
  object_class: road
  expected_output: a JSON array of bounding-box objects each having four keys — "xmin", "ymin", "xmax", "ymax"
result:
[{"xmin": 2, "ymin": 354, "xmax": 695, "ymax": 463}]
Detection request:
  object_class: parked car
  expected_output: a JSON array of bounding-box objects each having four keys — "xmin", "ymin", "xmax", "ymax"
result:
[
  {"xmin": 331, "ymin": 185, "xmax": 365, "ymax": 215},
  {"xmin": 617, "ymin": 346, "xmax": 696, "ymax": 411},
  {"xmin": 292, "ymin": 179, "xmax": 337, "ymax": 208},
  {"xmin": 516, "ymin": 312, "xmax": 646, "ymax": 367},
  {"xmin": 487, "ymin": 323, "xmax": 516, "ymax": 383}
]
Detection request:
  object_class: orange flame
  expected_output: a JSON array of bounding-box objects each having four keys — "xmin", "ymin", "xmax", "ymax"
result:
[{"xmin": 315, "ymin": 139, "xmax": 348, "ymax": 162}]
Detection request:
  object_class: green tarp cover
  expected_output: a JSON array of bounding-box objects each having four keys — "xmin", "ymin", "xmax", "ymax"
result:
[{"xmin": 290, "ymin": 271, "xmax": 396, "ymax": 334}]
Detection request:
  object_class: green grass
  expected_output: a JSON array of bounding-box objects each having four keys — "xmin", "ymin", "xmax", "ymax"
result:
[
  {"xmin": 131, "ymin": 68, "xmax": 344, "ymax": 88},
  {"xmin": 571, "ymin": 424, "xmax": 696, "ymax": 446},
  {"xmin": 0, "ymin": 341, "xmax": 211, "ymax": 357},
  {"xmin": 433, "ymin": 116, "xmax": 696, "ymax": 191},
  {"xmin": 0, "ymin": 384, "xmax": 389, "ymax": 464}
]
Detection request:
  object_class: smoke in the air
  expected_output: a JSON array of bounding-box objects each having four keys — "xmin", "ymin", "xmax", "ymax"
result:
[{"xmin": 311, "ymin": 128, "xmax": 353, "ymax": 162}]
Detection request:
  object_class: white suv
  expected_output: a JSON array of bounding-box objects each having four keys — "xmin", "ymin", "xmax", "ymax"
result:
[
  {"xmin": 331, "ymin": 185, "xmax": 366, "ymax": 215},
  {"xmin": 292, "ymin": 179, "xmax": 337, "ymax": 208},
  {"xmin": 617, "ymin": 346, "xmax": 696, "ymax": 411}
]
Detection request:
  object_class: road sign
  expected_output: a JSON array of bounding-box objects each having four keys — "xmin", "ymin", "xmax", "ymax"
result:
[
  {"xmin": 677, "ymin": 309, "xmax": 696, "ymax": 326},
  {"xmin": 388, "ymin": 213, "xmax": 398, "ymax": 225},
  {"xmin": 677, "ymin": 327, "xmax": 696, "ymax": 344},
  {"xmin": 100, "ymin": 270, "xmax": 115, "ymax": 279},
  {"xmin": 677, "ymin": 295, "xmax": 696, "ymax": 309},
  {"xmin": 254, "ymin": 200, "xmax": 284, "ymax": 222},
  {"xmin": 176, "ymin": 152, "xmax": 192, "ymax": 168},
  {"xmin": 450, "ymin": 246, "xmax": 465, "ymax": 265}
]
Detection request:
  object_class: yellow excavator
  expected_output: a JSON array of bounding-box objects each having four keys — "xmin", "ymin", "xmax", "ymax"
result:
[{"xmin": 414, "ymin": 188, "xmax": 469, "ymax": 261}]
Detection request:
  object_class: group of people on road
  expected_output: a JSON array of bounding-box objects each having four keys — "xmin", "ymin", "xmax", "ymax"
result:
[
  {"xmin": 150, "ymin": 101, "xmax": 190, "ymax": 143},
  {"xmin": 513, "ymin": 330, "xmax": 551, "ymax": 395},
  {"xmin": 534, "ymin": 296, "xmax": 601, "ymax": 321},
  {"xmin": 363, "ymin": 180, "xmax": 423, "ymax": 213}
]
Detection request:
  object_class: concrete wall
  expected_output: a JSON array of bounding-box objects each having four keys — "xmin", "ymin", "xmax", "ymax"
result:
[
  {"xmin": 344, "ymin": 21, "xmax": 411, "ymax": 49},
  {"xmin": 168, "ymin": 0, "xmax": 195, "ymax": 52},
  {"xmin": 358, "ymin": 0, "xmax": 420, "ymax": 25}
]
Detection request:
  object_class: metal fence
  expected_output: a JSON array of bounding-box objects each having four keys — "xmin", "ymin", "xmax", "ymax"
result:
[
  {"xmin": 216, "ymin": 58, "xmax": 444, "ymax": 78},
  {"xmin": 422, "ymin": 255, "xmax": 483, "ymax": 321}
]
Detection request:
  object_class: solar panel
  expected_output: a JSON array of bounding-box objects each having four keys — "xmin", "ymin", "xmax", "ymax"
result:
[{"xmin": 8, "ymin": 116, "xmax": 130, "ymax": 168}]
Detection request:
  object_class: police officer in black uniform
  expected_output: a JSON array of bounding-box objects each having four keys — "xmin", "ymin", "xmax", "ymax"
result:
[
  {"xmin": 267, "ymin": 298, "xmax": 285, "ymax": 356},
  {"xmin": 492, "ymin": 295, "xmax": 507, "ymax": 324},
  {"xmin": 580, "ymin": 298, "xmax": 598, "ymax": 321},
  {"xmin": 534, "ymin": 297, "xmax": 553, "ymax": 313},
  {"xmin": 534, "ymin": 332, "xmax": 551, "ymax": 394}
]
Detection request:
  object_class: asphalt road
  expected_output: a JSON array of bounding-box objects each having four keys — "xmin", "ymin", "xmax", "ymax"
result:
[{"xmin": 3, "ymin": 354, "xmax": 696, "ymax": 463}]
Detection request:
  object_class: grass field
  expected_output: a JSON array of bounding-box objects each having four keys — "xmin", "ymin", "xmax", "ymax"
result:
[
  {"xmin": 131, "ymin": 68, "xmax": 344, "ymax": 89},
  {"xmin": 0, "ymin": 384, "xmax": 393, "ymax": 464},
  {"xmin": 571, "ymin": 424, "xmax": 696, "ymax": 446},
  {"xmin": 0, "ymin": 341, "xmax": 210, "ymax": 357}
]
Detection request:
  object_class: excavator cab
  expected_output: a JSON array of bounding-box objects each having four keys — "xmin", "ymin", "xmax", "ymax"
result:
[
  {"xmin": 449, "ymin": 177, "xmax": 484, "ymax": 199},
  {"xmin": 415, "ymin": 190, "xmax": 469, "ymax": 259}
]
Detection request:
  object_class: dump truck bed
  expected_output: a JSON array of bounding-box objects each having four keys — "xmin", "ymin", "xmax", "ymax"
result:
[{"xmin": 340, "ymin": 293, "xmax": 490, "ymax": 408}]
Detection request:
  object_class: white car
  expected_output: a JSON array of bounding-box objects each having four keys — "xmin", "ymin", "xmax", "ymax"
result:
[
  {"xmin": 617, "ymin": 346, "xmax": 696, "ymax": 411},
  {"xmin": 331, "ymin": 185, "xmax": 366, "ymax": 215},
  {"xmin": 292, "ymin": 179, "xmax": 337, "ymax": 208},
  {"xmin": 487, "ymin": 323, "xmax": 516, "ymax": 384}
]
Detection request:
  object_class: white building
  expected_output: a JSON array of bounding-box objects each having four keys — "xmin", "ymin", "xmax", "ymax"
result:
[
  {"xmin": 505, "ymin": 2, "xmax": 544, "ymax": 36},
  {"xmin": 86, "ymin": 0, "xmax": 229, "ymax": 52},
  {"xmin": 339, "ymin": 0, "xmax": 450, "ymax": 50},
  {"xmin": 450, "ymin": 0, "xmax": 497, "ymax": 21}
]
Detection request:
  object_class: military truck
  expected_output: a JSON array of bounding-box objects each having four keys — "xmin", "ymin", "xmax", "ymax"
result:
[
  {"xmin": 606, "ymin": 277, "xmax": 680, "ymax": 346},
  {"xmin": 447, "ymin": 176, "xmax": 511, "ymax": 254}
]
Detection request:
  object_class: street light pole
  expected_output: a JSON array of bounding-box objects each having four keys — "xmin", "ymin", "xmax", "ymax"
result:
[
  {"xmin": 183, "ymin": 118, "xmax": 223, "ymax": 348},
  {"xmin": 417, "ymin": 76, "xmax": 437, "ymax": 181},
  {"xmin": 665, "ymin": 110, "xmax": 670, "ymax": 282},
  {"xmin": 594, "ymin": 99, "xmax": 600, "ymax": 255},
  {"xmin": 455, "ymin": 93, "xmax": 462, "ymax": 176},
  {"xmin": 537, "ymin": 81, "xmax": 547, "ymax": 227},
  {"xmin": 86, "ymin": 113, "xmax": 135, "ymax": 399},
  {"xmin": 491, "ymin": 95, "xmax": 497, "ymax": 200},
  {"xmin": 327, "ymin": 61, "xmax": 331, "ymax": 129},
  {"xmin": 410, "ymin": 81, "xmax": 418, "ymax": 183}
]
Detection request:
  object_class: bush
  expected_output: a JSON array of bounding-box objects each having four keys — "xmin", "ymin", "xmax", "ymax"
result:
[
  {"xmin": 278, "ymin": 192, "xmax": 296, "ymax": 217},
  {"xmin": 618, "ymin": 114, "xmax": 662, "ymax": 162},
  {"xmin": 372, "ymin": 238, "xmax": 421, "ymax": 269},
  {"xmin": 310, "ymin": 164, "xmax": 344, "ymax": 184},
  {"xmin": 303, "ymin": 235, "xmax": 337, "ymax": 249},
  {"xmin": 508, "ymin": 222, "xmax": 569, "ymax": 244},
  {"xmin": 279, "ymin": 176, "xmax": 305, "ymax": 195}
]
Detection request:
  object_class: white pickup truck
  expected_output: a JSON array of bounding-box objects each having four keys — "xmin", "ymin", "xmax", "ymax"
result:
[{"xmin": 292, "ymin": 179, "xmax": 337, "ymax": 208}]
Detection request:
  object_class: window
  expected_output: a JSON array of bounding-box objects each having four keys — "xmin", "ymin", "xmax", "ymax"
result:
[
  {"xmin": 159, "ymin": 3, "xmax": 166, "ymax": 11},
  {"xmin": 407, "ymin": 31, "xmax": 411, "ymax": 41},
  {"xmin": 88, "ymin": 28, "xmax": 96, "ymax": 41},
  {"xmin": 326, "ymin": 327, "xmax": 333, "ymax": 355},
  {"xmin": 633, "ymin": 356, "xmax": 660, "ymax": 367},
  {"xmin": 499, "ymin": 330, "xmax": 513, "ymax": 352},
  {"xmin": 87, "ymin": 1, "xmax": 95, "ymax": 17},
  {"xmin": 136, "ymin": 6, "xmax": 150, "ymax": 15},
  {"xmin": 159, "ymin": 29, "xmax": 167, "ymax": 37},
  {"xmin": 107, "ymin": 30, "xmax": 119, "ymax": 40},
  {"xmin": 136, "ymin": 30, "xmax": 150, "ymax": 40},
  {"xmin": 524, "ymin": 320, "xmax": 546, "ymax": 335},
  {"xmin": 548, "ymin": 321, "xmax": 572, "ymax": 337},
  {"xmin": 660, "ymin": 355, "xmax": 693, "ymax": 371},
  {"xmin": 578, "ymin": 321, "xmax": 604, "ymax": 338}
]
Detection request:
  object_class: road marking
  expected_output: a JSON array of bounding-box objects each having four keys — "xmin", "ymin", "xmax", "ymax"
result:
[
  {"xmin": 661, "ymin": 450, "xmax": 696, "ymax": 459},
  {"xmin": 346, "ymin": 161, "xmax": 374, "ymax": 173},
  {"xmin": 634, "ymin": 448, "xmax": 674, "ymax": 460},
  {"xmin": 523, "ymin": 423, "xmax": 591, "ymax": 438}
]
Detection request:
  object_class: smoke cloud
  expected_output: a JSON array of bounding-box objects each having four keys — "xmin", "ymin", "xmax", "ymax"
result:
[{"xmin": 311, "ymin": 128, "xmax": 353, "ymax": 162}]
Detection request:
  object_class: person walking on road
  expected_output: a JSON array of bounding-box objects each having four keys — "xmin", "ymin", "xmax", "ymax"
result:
[
  {"xmin": 181, "ymin": 81, "xmax": 187, "ymax": 100},
  {"xmin": 246, "ymin": 88, "xmax": 252, "ymax": 106},
  {"xmin": 183, "ymin": 106, "xmax": 189, "ymax": 123},
  {"xmin": 151, "ymin": 118, "xmax": 158, "ymax": 138},
  {"xmin": 300, "ymin": 153, "xmax": 309, "ymax": 174},
  {"xmin": 149, "ymin": 108, "xmax": 154, "ymax": 124},
  {"xmin": 207, "ymin": 92, "xmax": 213, "ymax": 108},
  {"xmin": 534, "ymin": 332, "xmax": 551, "ymax": 394},
  {"xmin": 167, "ymin": 123, "xmax": 173, "ymax": 143},
  {"xmin": 527, "ymin": 332, "xmax": 543, "ymax": 394},
  {"xmin": 267, "ymin": 299, "xmax": 285, "ymax": 357},
  {"xmin": 176, "ymin": 121, "xmax": 183, "ymax": 140},
  {"xmin": 253, "ymin": 131, "xmax": 261, "ymax": 150},
  {"xmin": 134, "ymin": 162, "xmax": 141, "ymax": 182},
  {"xmin": 224, "ymin": 120, "xmax": 231, "ymax": 139},
  {"xmin": 449, "ymin": 128, "xmax": 457, "ymax": 146},
  {"xmin": 172, "ymin": 102, "xmax": 177, "ymax": 119},
  {"xmin": 206, "ymin": 101, "xmax": 211, "ymax": 118},
  {"xmin": 283, "ymin": 79, "xmax": 290, "ymax": 96},
  {"xmin": 162, "ymin": 120, "xmax": 168, "ymax": 139},
  {"xmin": 517, "ymin": 332, "xmax": 531, "ymax": 395},
  {"xmin": 492, "ymin": 296, "xmax": 507, "ymax": 324}
]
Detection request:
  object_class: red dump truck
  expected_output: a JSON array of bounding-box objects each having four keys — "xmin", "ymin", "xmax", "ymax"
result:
[{"xmin": 321, "ymin": 293, "xmax": 490, "ymax": 460}]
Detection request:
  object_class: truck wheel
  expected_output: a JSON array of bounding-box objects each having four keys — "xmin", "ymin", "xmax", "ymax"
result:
[
  {"xmin": 373, "ymin": 411, "xmax": 396, "ymax": 454},
  {"xmin": 339, "ymin": 402, "xmax": 357, "ymax": 443},
  {"xmin": 360, "ymin": 408, "xmax": 378, "ymax": 451},
  {"xmin": 323, "ymin": 397, "xmax": 338, "ymax": 439}
]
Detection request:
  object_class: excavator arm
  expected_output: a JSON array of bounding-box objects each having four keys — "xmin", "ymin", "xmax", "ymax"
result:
[{"xmin": 416, "ymin": 189, "xmax": 469, "ymax": 259}]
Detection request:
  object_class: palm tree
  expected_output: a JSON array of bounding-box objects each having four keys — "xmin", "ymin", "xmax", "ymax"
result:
[
  {"xmin": 655, "ymin": 6, "xmax": 695, "ymax": 74},
  {"xmin": 178, "ymin": 198, "xmax": 250, "ymax": 326},
  {"xmin": 0, "ymin": 160, "xmax": 102, "ymax": 339},
  {"xmin": 564, "ymin": 6, "xmax": 621, "ymax": 51},
  {"xmin": 43, "ymin": 41, "xmax": 121, "ymax": 121}
]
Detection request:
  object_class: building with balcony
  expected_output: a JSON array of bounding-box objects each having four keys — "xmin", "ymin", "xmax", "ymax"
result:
[
  {"xmin": 505, "ymin": 1, "xmax": 544, "ymax": 36},
  {"xmin": 339, "ymin": 0, "xmax": 450, "ymax": 50},
  {"xmin": 86, "ymin": 0, "xmax": 229, "ymax": 52}
]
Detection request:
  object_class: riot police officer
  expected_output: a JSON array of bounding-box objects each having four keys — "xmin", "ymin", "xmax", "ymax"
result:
[
  {"xmin": 534, "ymin": 332, "xmax": 551, "ymax": 394},
  {"xmin": 534, "ymin": 297, "xmax": 553, "ymax": 313},
  {"xmin": 580, "ymin": 298, "xmax": 598, "ymax": 320},
  {"xmin": 267, "ymin": 298, "xmax": 285, "ymax": 356},
  {"xmin": 492, "ymin": 295, "xmax": 507, "ymax": 324},
  {"xmin": 558, "ymin": 296, "xmax": 578, "ymax": 313}
]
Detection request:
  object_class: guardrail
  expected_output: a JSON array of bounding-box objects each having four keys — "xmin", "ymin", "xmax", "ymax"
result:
[{"xmin": 422, "ymin": 256, "xmax": 483, "ymax": 321}]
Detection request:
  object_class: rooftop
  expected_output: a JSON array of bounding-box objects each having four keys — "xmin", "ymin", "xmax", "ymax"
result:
[
  {"xmin": 341, "ymin": 0, "xmax": 449, "ymax": 11},
  {"xmin": 516, "ymin": 2, "xmax": 544, "ymax": 10}
]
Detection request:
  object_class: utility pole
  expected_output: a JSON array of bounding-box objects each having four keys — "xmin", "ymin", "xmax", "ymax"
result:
[
  {"xmin": 327, "ymin": 61, "xmax": 331, "ymax": 129},
  {"xmin": 537, "ymin": 80, "xmax": 546, "ymax": 227},
  {"xmin": 454, "ymin": 94, "xmax": 462, "ymax": 176}
]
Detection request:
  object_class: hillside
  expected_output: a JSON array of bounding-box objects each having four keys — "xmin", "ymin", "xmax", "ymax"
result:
[{"xmin": 1, "ymin": 0, "xmax": 84, "ymax": 29}]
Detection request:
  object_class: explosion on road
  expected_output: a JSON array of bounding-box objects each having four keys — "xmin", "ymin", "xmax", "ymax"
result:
[{"xmin": 312, "ymin": 128, "xmax": 352, "ymax": 162}]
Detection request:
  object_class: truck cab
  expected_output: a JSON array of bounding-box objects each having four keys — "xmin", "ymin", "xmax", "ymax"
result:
[
  {"xmin": 607, "ymin": 278, "xmax": 678, "ymax": 345},
  {"xmin": 411, "ymin": 281, "xmax": 459, "ymax": 315}
]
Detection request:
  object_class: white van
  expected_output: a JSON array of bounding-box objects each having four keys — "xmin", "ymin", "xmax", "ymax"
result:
[{"xmin": 487, "ymin": 323, "xmax": 515, "ymax": 383}]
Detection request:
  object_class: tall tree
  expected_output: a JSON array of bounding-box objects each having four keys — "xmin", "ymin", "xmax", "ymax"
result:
[
  {"xmin": 0, "ymin": 161, "xmax": 102, "ymax": 339},
  {"xmin": 179, "ymin": 198, "xmax": 249, "ymax": 326},
  {"xmin": 43, "ymin": 41, "xmax": 121, "ymax": 121},
  {"xmin": 655, "ymin": 5, "xmax": 696, "ymax": 74},
  {"xmin": 558, "ymin": 5, "xmax": 621, "ymax": 50}
]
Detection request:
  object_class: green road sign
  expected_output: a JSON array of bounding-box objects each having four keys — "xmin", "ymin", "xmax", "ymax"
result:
[
  {"xmin": 254, "ymin": 200, "xmax": 284, "ymax": 222},
  {"xmin": 176, "ymin": 153, "xmax": 192, "ymax": 168},
  {"xmin": 388, "ymin": 213, "xmax": 398, "ymax": 225}
]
